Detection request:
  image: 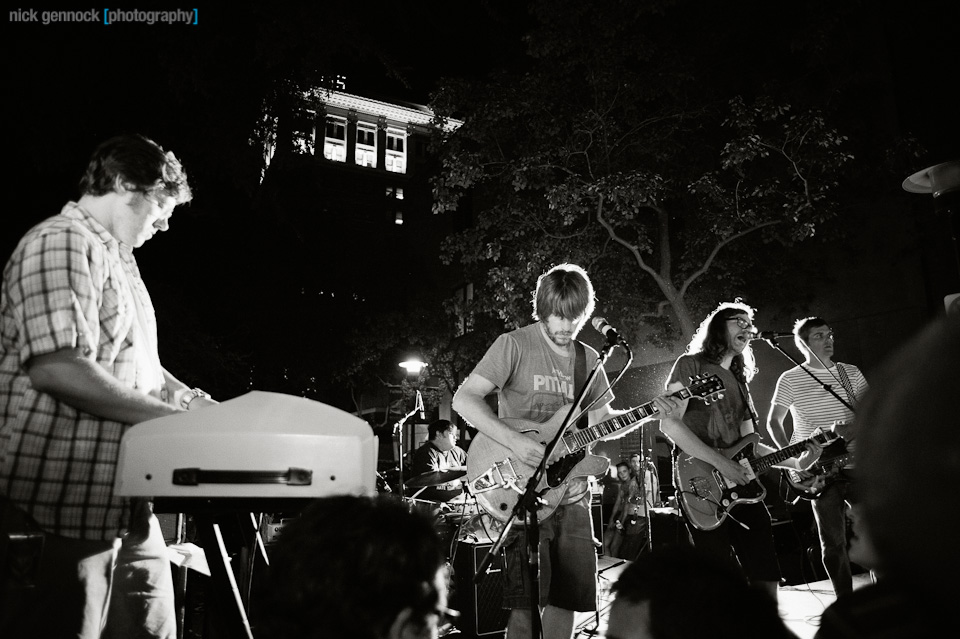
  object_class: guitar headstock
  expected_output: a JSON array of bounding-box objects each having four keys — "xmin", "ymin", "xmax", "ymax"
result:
[{"xmin": 685, "ymin": 373, "xmax": 725, "ymax": 404}]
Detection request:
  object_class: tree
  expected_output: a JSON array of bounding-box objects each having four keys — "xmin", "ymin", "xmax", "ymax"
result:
[
  {"xmin": 332, "ymin": 293, "xmax": 505, "ymax": 419},
  {"xmin": 429, "ymin": 0, "xmax": 855, "ymax": 349}
]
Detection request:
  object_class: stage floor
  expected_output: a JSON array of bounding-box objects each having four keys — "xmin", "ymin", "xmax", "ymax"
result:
[{"xmin": 565, "ymin": 557, "xmax": 875, "ymax": 639}]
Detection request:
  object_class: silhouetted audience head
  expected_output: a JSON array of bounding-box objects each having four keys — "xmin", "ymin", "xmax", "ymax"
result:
[
  {"xmin": 815, "ymin": 317, "xmax": 959, "ymax": 638},
  {"xmin": 254, "ymin": 495, "xmax": 449, "ymax": 639},
  {"xmin": 606, "ymin": 546, "xmax": 795, "ymax": 639},
  {"xmin": 855, "ymin": 316, "xmax": 960, "ymax": 607}
]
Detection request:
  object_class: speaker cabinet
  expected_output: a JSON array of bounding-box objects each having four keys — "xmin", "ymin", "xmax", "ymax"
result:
[
  {"xmin": 451, "ymin": 541, "xmax": 510, "ymax": 638},
  {"xmin": 650, "ymin": 510, "xmax": 692, "ymax": 551}
]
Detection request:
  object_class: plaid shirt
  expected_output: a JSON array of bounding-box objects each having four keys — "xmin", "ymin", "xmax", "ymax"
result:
[{"xmin": 0, "ymin": 203, "xmax": 165, "ymax": 540}]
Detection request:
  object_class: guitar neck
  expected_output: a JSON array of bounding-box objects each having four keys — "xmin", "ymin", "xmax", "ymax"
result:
[
  {"xmin": 562, "ymin": 385, "xmax": 698, "ymax": 453},
  {"xmin": 752, "ymin": 432, "xmax": 833, "ymax": 473}
]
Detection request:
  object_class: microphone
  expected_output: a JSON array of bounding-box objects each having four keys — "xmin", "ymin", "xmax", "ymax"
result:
[
  {"xmin": 592, "ymin": 317, "xmax": 627, "ymax": 346},
  {"xmin": 751, "ymin": 331, "xmax": 794, "ymax": 340},
  {"xmin": 415, "ymin": 391, "xmax": 425, "ymax": 421}
]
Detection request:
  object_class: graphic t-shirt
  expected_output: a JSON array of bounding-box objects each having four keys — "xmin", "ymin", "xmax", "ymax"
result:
[
  {"xmin": 470, "ymin": 323, "xmax": 615, "ymax": 502},
  {"xmin": 472, "ymin": 323, "xmax": 614, "ymax": 425}
]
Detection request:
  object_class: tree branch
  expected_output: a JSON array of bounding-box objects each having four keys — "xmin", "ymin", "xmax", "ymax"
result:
[{"xmin": 679, "ymin": 219, "xmax": 781, "ymax": 297}]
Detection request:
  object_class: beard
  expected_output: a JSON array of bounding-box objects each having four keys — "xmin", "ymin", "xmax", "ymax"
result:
[{"xmin": 542, "ymin": 322, "xmax": 574, "ymax": 346}]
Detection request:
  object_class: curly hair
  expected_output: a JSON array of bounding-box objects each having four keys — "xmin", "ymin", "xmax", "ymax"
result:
[
  {"xmin": 79, "ymin": 134, "xmax": 192, "ymax": 203},
  {"xmin": 685, "ymin": 300, "xmax": 757, "ymax": 383},
  {"xmin": 253, "ymin": 495, "xmax": 446, "ymax": 639}
]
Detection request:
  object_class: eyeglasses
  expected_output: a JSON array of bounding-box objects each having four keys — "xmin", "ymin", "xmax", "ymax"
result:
[{"xmin": 726, "ymin": 317, "xmax": 755, "ymax": 330}]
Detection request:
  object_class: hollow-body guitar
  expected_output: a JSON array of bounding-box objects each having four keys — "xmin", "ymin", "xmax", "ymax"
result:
[{"xmin": 467, "ymin": 374, "xmax": 724, "ymax": 523}]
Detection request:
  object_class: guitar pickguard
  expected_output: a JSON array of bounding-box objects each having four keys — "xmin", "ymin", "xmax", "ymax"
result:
[
  {"xmin": 546, "ymin": 449, "xmax": 587, "ymax": 488},
  {"xmin": 674, "ymin": 435, "xmax": 768, "ymax": 531}
]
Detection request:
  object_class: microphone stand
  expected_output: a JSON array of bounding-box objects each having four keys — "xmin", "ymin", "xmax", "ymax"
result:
[
  {"xmin": 759, "ymin": 337, "xmax": 854, "ymax": 413},
  {"xmin": 473, "ymin": 338, "xmax": 623, "ymax": 639},
  {"xmin": 394, "ymin": 390, "xmax": 424, "ymax": 498},
  {"xmin": 639, "ymin": 448, "xmax": 657, "ymax": 555}
]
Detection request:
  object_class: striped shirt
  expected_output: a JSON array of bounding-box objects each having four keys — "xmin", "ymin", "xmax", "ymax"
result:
[
  {"xmin": 771, "ymin": 363, "xmax": 868, "ymax": 460},
  {"xmin": 0, "ymin": 203, "xmax": 166, "ymax": 540}
]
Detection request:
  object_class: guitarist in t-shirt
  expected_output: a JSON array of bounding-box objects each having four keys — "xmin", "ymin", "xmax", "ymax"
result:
[
  {"xmin": 767, "ymin": 317, "xmax": 869, "ymax": 598},
  {"xmin": 660, "ymin": 301, "xmax": 823, "ymax": 602},
  {"xmin": 452, "ymin": 263, "xmax": 672, "ymax": 639}
]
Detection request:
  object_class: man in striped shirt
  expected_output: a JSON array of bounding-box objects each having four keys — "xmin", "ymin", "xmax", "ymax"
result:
[
  {"xmin": 0, "ymin": 135, "xmax": 216, "ymax": 638},
  {"xmin": 767, "ymin": 317, "xmax": 868, "ymax": 598}
]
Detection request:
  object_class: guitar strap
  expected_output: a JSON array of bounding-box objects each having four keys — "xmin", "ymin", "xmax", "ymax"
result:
[
  {"xmin": 573, "ymin": 340, "xmax": 589, "ymax": 430},
  {"xmin": 735, "ymin": 376, "xmax": 761, "ymax": 433},
  {"xmin": 835, "ymin": 363, "xmax": 858, "ymax": 411}
]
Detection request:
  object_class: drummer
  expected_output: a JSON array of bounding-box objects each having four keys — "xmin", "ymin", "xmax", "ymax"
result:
[{"xmin": 408, "ymin": 419, "xmax": 468, "ymax": 502}]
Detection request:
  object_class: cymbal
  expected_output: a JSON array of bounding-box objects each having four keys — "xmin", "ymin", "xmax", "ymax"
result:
[{"xmin": 404, "ymin": 470, "xmax": 466, "ymax": 488}]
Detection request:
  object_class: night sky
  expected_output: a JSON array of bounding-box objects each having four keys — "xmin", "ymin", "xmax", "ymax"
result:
[
  {"xmin": 7, "ymin": 2, "xmax": 956, "ymax": 244},
  {"xmin": 5, "ymin": 1, "xmax": 958, "ymax": 407}
]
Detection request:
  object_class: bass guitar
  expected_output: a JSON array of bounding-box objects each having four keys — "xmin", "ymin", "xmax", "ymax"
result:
[
  {"xmin": 466, "ymin": 374, "xmax": 724, "ymax": 523},
  {"xmin": 675, "ymin": 429, "xmax": 839, "ymax": 531},
  {"xmin": 782, "ymin": 438, "xmax": 852, "ymax": 501}
]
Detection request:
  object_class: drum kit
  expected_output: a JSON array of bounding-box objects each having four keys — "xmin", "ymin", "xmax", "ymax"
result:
[{"xmin": 393, "ymin": 468, "xmax": 496, "ymax": 560}]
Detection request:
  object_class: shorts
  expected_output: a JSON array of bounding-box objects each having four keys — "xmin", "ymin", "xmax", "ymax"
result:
[{"xmin": 501, "ymin": 495, "xmax": 597, "ymax": 611}]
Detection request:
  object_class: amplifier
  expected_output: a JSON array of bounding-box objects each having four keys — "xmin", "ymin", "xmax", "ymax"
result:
[{"xmin": 451, "ymin": 541, "xmax": 510, "ymax": 638}]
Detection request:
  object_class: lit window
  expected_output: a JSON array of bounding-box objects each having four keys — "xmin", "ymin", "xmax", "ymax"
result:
[
  {"xmin": 356, "ymin": 123, "xmax": 377, "ymax": 168},
  {"xmin": 386, "ymin": 129, "xmax": 406, "ymax": 174},
  {"xmin": 323, "ymin": 116, "xmax": 346, "ymax": 162},
  {"xmin": 395, "ymin": 211, "xmax": 404, "ymax": 225},
  {"xmin": 386, "ymin": 186, "xmax": 404, "ymax": 200}
]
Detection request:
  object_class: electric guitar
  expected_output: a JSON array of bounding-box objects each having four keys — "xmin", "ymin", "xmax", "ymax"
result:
[
  {"xmin": 466, "ymin": 374, "xmax": 724, "ymax": 523},
  {"xmin": 675, "ymin": 429, "xmax": 839, "ymax": 531},
  {"xmin": 782, "ymin": 437, "xmax": 852, "ymax": 500}
]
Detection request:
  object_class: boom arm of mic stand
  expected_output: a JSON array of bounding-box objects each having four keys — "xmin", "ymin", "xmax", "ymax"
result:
[
  {"xmin": 394, "ymin": 405, "xmax": 421, "ymax": 496},
  {"xmin": 761, "ymin": 338, "xmax": 855, "ymax": 413}
]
